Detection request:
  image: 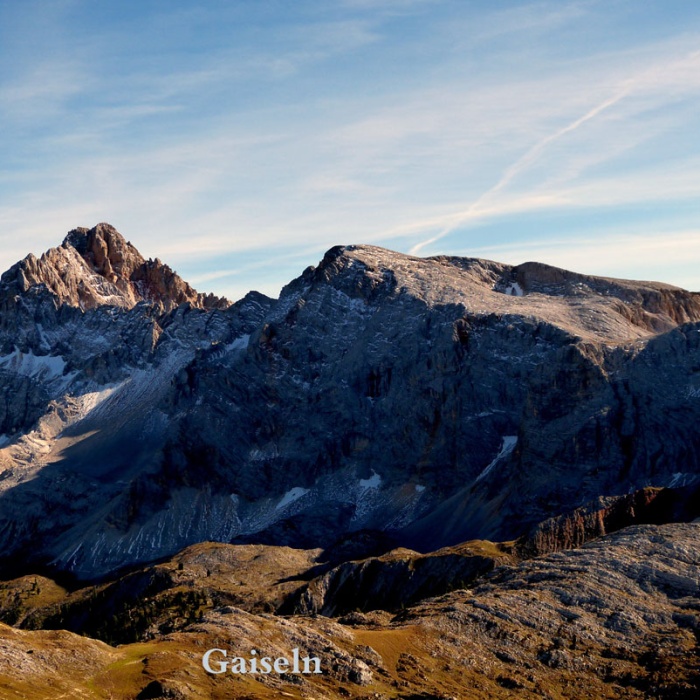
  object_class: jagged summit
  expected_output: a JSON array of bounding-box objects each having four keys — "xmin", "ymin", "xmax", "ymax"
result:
[
  {"xmin": 62, "ymin": 223, "xmax": 146, "ymax": 282},
  {"xmin": 1, "ymin": 223, "xmax": 229, "ymax": 313}
]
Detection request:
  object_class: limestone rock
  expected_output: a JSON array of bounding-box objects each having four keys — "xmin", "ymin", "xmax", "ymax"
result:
[
  {"xmin": 1, "ymin": 231, "xmax": 700, "ymax": 579},
  {"xmin": 1, "ymin": 223, "xmax": 228, "ymax": 312}
]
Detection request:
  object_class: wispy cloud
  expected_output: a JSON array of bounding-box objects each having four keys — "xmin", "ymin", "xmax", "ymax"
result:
[
  {"xmin": 2, "ymin": 1, "xmax": 700, "ymax": 298},
  {"xmin": 447, "ymin": 0, "xmax": 594, "ymax": 45},
  {"xmin": 408, "ymin": 89, "xmax": 628, "ymax": 254},
  {"xmin": 409, "ymin": 44, "xmax": 700, "ymax": 255}
]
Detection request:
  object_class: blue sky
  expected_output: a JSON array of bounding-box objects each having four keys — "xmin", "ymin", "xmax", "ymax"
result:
[{"xmin": 1, "ymin": 0, "xmax": 699, "ymax": 300}]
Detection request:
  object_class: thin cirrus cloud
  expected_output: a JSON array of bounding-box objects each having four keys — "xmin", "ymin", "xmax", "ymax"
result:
[
  {"xmin": 408, "ymin": 44, "xmax": 700, "ymax": 256},
  {"xmin": 0, "ymin": 1, "xmax": 699, "ymax": 299}
]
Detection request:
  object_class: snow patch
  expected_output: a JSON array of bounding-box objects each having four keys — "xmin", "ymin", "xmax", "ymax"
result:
[
  {"xmin": 0, "ymin": 347, "xmax": 66, "ymax": 380},
  {"xmin": 35, "ymin": 323, "xmax": 51, "ymax": 350},
  {"xmin": 359, "ymin": 471, "xmax": 382, "ymax": 491},
  {"xmin": 505, "ymin": 283, "xmax": 524, "ymax": 297},
  {"xmin": 474, "ymin": 436, "xmax": 518, "ymax": 483},
  {"xmin": 668, "ymin": 472, "xmax": 695, "ymax": 488},
  {"xmin": 275, "ymin": 487, "xmax": 310, "ymax": 511},
  {"xmin": 249, "ymin": 446, "xmax": 279, "ymax": 462},
  {"xmin": 225, "ymin": 334, "xmax": 250, "ymax": 353}
]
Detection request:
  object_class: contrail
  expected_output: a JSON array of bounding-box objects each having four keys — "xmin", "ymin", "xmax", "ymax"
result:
[{"xmin": 409, "ymin": 88, "xmax": 629, "ymax": 255}]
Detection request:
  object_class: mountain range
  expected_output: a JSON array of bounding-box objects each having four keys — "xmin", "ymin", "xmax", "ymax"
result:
[
  {"xmin": 1, "ymin": 223, "xmax": 700, "ymax": 698},
  {"xmin": 1, "ymin": 223, "xmax": 699, "ymax": 581}
]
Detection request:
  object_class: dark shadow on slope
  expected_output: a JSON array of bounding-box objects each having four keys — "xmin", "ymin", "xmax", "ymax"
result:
[{"xmin": 282, "ymin": 485, "xmax": 700, "ymax": 618}]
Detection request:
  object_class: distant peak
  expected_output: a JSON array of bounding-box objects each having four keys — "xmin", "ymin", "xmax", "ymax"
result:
[
  {"xmin": 62, "ymin": 223, "xmax": 145, "ymax": 283},
  {"xmin": 3, "ymin": 224, "xmax": 229, "ymax": 313}
]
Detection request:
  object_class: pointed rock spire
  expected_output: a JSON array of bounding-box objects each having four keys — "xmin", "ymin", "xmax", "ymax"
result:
[{"xmin": 2, "ymin": 223, "xmax": 229, "ymax": 312}]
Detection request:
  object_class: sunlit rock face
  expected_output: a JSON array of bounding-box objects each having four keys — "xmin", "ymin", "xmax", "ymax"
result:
[
  {"xmin": 0, "ymin": 226, "xmax": 699, "ymax": 579},
  {"xmin": 2, "ymin": 223, "xmax": 228, "ymax": 313}
]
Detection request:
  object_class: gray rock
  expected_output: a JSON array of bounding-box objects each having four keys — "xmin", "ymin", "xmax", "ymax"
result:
[{"xmin": 1, "ymin": 228, "xmax": 700, "ymax": 579}]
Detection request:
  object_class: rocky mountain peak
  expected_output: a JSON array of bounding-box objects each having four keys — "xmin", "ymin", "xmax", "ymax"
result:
[
  {"xmin": 281, "ymin": 243, "xmax": 700, "ymax": 343},
  {"xmin": 1, "ymin": 223, "xmax": 230, "ymax": 313},
  {"xmin": 62, "ymin": 223, "xmax": 145, "ymax": 282}
]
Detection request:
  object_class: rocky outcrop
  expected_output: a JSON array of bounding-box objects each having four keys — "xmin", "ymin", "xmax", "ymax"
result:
[
  {"xmin": 500, "ymin": 260, "xmax": 700, "ymax": 332},
  {"xmin": 284, "ymin": 540, "xmax": 515, "ymax": 617},
  {"xmin": 285, "ymin": 486, "xmax": 700, "ymax": 618},
  {"xmin": 2, "ymin": 541, "xmax": 320, "ymax": 643},
  {"xmin": 516, "ymin": 485, "xmax": 700, "ymax": 558}
]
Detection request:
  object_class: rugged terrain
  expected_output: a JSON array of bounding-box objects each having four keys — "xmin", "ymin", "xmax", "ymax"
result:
[
  {"xmin": 1, "ymin": 224, "xmax": 700, "ymax": 579},
  {"xmin": 0, "ymin": 521, "xmax": 699, "ymax": 699},
  {"xmin": 1, "ymin": 224, "xmax": 700, "ymax": 697}
]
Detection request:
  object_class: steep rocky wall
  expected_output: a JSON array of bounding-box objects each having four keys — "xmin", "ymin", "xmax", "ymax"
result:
[{"xmin": 2, "ymin": 231, "xmax": 700, "ymax": 578}]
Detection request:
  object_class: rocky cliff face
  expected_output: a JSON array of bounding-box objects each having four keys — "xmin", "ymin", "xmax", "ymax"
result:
[
  {"xmin": 285, "ymin": 540, "xmax": 515, "ymax": 617},
  {"xmin": 1, "ymin": 226, "xmax": 699, "ymax": 579}
]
